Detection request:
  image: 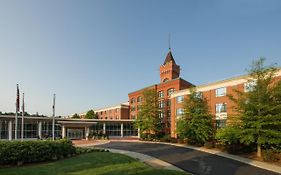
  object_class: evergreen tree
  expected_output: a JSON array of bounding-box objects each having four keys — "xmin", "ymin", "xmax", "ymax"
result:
[
  {"xmin": 228, "ymin": 58, "xmax": 281, "ymax": 157},
  {"xmin": 134, "ymin": 89, "xmax": 162, "ymax": 138},
  {"xmin": 177, "ymin": 89, "xmax": 214, "ymax": 146}
]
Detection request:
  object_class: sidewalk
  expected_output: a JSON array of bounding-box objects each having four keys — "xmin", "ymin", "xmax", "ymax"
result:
[{"xmin": 73, "ymin": 140, "xmax": 110, "ymax": 147}]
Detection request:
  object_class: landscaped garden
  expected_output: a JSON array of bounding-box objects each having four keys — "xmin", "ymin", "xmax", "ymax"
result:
[
  {"xmin": 0, "ymin": 151, "xmax": 188, "ymax": 175},
  {"xmin": 0, "ymin": 139, "xmax": 188, "ymax": 175}
]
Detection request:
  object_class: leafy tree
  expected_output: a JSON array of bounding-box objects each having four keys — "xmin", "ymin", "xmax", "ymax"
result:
[
  {"xmin": 134, "ymin": 89, "xmax": 162, "ymax": 138},
  {"xmin": 177, "ymin": 89, "xmax": 214, "ymax": 146},
  {"xmin": 72, "ymin": 113, "xmax": 80, "ymax": 119},
  {"xmin": 227, "ymin": 58, "xmax": 281, "ymax": 157},
  {"xmin": 84, "ymin": 110, "xmax": 98, "ymax": 119}
]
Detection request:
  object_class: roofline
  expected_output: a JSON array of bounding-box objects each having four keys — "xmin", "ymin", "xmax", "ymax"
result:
[
  {"xmin": 78, "ymin": 102, "xmax": 129, "ymax": 115},
  {"xmin": 0, "ymin": 115, "xmax": 60, "ymax": 120},
  {"xmin": 171, "ymin": 68, "xmax": 281, "ymax": 98},
  {"xmin": 0, "ymin": 115, "xmax": 135, "ymax": 122},
  {"xmin": 128, "ymin": 84, "xmax": 157, "ymax": 95},
  {"xmin": 128, "ymin": 77, "xmax": 194, "ymax": 95}
]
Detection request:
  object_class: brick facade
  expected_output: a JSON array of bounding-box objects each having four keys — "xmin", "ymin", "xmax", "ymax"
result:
[{"xmin": 170, "ymin": 72, "xmax": 281, "ymax": 137}]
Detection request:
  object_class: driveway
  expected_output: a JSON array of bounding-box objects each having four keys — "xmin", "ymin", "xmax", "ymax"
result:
[{"xmin": 98, "ymin": 141, "xmax": 281, "ymax": 175}]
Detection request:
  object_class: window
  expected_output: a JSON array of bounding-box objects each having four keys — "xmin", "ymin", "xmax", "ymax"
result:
[
  {"xmin": 167, "ymin": 99, "xmax": 171, "ymax": 107},
  {"xmin": 176, "ymin": 96, "xmax": 184, "ymax": 103},
  {"xmin": 167, "ymin": 110, "xmax": 171, "ymax": 117},
  {"xmin": 195, "ymin": 92, "xmax": 203, "ymax": 99},
  {"xmin": 176, "ymin": 108, "xmax": 184, "ymax": 116},
  {"xmin": 158, "ymin": 91, "xmax": 164, "ymax": 98},
  {"xmin": 244, "ymin": 81, "xmax": 256, "ymax": 92},
  {"xmin": 167, "ymin": 88, "xmax": 175, "ymax": 96},
  {"xmin": 131, "ymin": 106, "xmax": 136, "ymax": 112},
  {"xmin": 216, "ymin": 103, "xmax": 227, "ymax": 113},
  {"xmin": 159, "ymin": 111, "xmax": 164, "ymax": 119},
  {"xmin": 216, "ymin": 120, "xmax": 226, "ymax": 128},
  {"xmin": 159, "ymin": 100, "xmax": 165, "ymax": 108},
  {"xmin": 215, "ymin": 87, "xmax": 226, "ymax": 97},
  {"xmin": 137, "ymin": 96, "xmax": 142, "ymax": 103},
  {"xmin": 130, "ymin": 98, "xmax": 136, "ymax": 104}
]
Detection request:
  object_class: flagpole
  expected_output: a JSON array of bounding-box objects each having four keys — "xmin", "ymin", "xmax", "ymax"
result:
[
  {"xmin": 52, "ymin": 94, "xmax": 56, "ymax": 141},
  {"xmin": 15, "ymin": 84, "xmax": 20, "ymax": 140},
  {"xmin": 21, "ymin": 93, "xmax": 24, "ymax": 141}
]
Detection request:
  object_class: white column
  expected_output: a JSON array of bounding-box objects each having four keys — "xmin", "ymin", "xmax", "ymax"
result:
[
  {"xmin": 120, "ymin": 123, "xmax": 123, "ymax": 137},
  {"xmin": 38, "ymin": 121, "xmax": 42, "ymax": 139},
  {"xmin": 85, "ymin": 127, "xmax": 89, "ymax": 141},
  {"xmin": 8, "ymin": 120, "xmax": 12, "ymax": 141},
  {"xmin": 62, "ymin": 125, "xmax": 66, "ymax": 138},
  {"xmin": 137, "ymin": 128, "xmax": 140, "ymax": 138},
  {"xmin": 103, "ymin": 123, "xmax": 106, "ymax": 134}
]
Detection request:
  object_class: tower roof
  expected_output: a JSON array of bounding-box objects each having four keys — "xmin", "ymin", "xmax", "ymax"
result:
[{"xmin": 163, "ymin": 50, "xmax": 176, "ymax": 65}]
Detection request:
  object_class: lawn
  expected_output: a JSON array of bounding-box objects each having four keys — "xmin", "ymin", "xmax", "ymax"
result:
[{"xmin": 0, "ymin": 152, "xmax": 189, "ymax": 175}]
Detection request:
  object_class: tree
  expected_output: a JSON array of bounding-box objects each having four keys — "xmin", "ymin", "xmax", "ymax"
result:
[
  {"xmin": 85, "ymin": 110, "xmax": 98, "ymax": 119},
  {"xmin": 72, "ymin": 113, "xmax": 80, "ymax": 119},
  {"xmin": 228, "ymin": 58, "xmax": 281, "ymax": 157},
  {"xmin": 134, "ymin": 89, "xmax": 162, "ymax": 138},
  {"xmin": 177, "ymin": 89, "xmax": 214, "ymax": 146}
]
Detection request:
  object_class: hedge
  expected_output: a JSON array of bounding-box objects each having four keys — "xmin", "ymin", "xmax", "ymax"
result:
[{"xmin": 0, "ymin": 139, "xmax": 76, "ymax": 165}]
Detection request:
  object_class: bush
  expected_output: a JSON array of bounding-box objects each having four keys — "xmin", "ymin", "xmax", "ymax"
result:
[
  {"xmin": 263, "ymin": 149, "xmax": 279, "ymax": 162},
  {"xmin": 215, "ymin": 127, "xmax": 242, "ymax": 146},
  {"xmin": 0, "ymin": 139, "xmax": 76, "ymax": 165}
]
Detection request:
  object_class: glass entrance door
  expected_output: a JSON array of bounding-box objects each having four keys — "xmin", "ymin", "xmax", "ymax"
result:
[{"xmin": 67, "ymin": 128, "xmax": 84, "ymax": 140}]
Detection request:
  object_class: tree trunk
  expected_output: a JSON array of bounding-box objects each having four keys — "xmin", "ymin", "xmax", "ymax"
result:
[{"xmin": 257, "ymin": 143, "xmax": 262, "ymax": 158}]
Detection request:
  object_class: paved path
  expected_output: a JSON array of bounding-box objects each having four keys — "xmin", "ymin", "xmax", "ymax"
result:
[{"xmin": 98, "ymin": 141, "xmax": 281, "ymax": 175}]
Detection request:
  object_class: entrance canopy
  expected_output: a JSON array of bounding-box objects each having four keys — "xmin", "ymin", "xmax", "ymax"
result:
[{"xmin": 57, "ymin": 121, "xmax": 97, "ymax": 128}]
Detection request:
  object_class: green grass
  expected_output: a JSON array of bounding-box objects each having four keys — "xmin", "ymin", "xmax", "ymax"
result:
[{"xmin": 0, "ymin": 152, "xmax": 189, "ymax": 175}]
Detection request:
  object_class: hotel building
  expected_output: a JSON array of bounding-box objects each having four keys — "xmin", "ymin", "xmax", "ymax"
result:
[
  {"xmin": 128, "ymin": 49, "xmax": 281, "ymax": 138},
  {"xmin": 1, "ymin": 49, "xmax": 281, "ymax": 140}
]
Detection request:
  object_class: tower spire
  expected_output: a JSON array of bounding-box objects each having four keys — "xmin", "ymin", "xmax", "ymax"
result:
[{"xmin": 168, "ymin": 33, "xmax": 171, "ymax": 51}]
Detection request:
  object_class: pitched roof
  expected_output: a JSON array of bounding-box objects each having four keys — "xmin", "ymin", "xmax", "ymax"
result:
[{"xmin": 163, "ymin": 50, "xmax": 176, "ymax": 65}]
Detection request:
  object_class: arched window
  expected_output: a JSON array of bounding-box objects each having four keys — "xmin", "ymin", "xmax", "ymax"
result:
[
  {"xmin": 137, "ymin": 96, "xmax": 142, "ymax": 103},
  {"xmin": 167, "ymin": 88, "xmax": 175, "ymax": 96},
  {"xmin": 130, "ymin": 98, "xmax": 135, "ymax": 104}
]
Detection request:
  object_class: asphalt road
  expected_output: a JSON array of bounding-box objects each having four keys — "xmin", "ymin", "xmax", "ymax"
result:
[{"xmin": 98, "ymin": 141, "xmax": 281, "ymax": 175}]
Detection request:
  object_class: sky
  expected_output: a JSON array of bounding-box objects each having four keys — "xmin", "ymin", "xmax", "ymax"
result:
[{"xmin": 0, "ymin": 0, "xmax": 281, "ymax": 116}]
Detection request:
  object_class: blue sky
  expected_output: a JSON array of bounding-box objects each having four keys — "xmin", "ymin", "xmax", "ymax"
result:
[{"xmin": 0, "ymin": 0, "xmax": 281, "ymax": 116}]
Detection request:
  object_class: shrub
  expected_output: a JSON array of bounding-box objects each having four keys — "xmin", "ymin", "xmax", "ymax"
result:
[
  {"xmin": 0, "ymin": 139, "xmax": 76, "ymax": 165},
  {"xmin": 263, "ymin": 149, "xmax": 279, "ymax": 162},
  {"xmin": 215, "ymin": 127, "xmax": 242, "ymax": 146}
]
